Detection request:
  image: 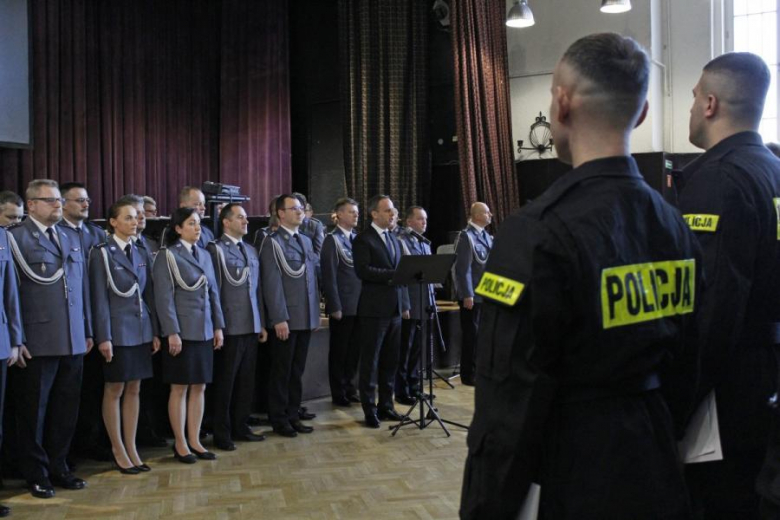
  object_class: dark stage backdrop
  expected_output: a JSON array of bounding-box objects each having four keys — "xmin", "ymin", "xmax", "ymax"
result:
[{"xmin": 0, "ymin": 0, "xmax": 290, "ymax": 218}]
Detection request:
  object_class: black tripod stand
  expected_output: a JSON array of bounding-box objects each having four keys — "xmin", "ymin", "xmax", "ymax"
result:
[{"xmin": 388, "ymin": 254, "xmax": 469, "ymax": 437}]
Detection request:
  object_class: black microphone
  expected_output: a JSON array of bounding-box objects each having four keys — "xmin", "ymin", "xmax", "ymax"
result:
[{"xmin": 407, "ymin": 229, "xmax": 431, "ymax": 245}]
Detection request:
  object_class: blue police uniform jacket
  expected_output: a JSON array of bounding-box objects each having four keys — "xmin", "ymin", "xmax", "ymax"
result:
[
  {"xmin": 320, "ymin": 229, "xmax": 361, "ymax": 317},
  {"xmin": 207, "ymin": 236, "xmax": 263, "ymax": 336},
  {"xmin": 9, "ymin": 218, "xmax": 91, "ymax": 356},
  {"xmin": 454, "ymin": 223, "xmax": 492, "ymax": 302},
  {"xmin": 0, "ymin": 228, "xmax": 23, "ymax": 359}
]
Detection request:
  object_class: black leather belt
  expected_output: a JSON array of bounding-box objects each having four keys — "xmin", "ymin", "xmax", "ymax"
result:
[{"xmin": 557, "ymin": 372, "xmax": 661, "ymax": 404}]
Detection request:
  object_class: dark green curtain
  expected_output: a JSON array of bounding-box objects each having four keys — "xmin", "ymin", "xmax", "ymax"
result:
[{"xmin": 338, "ymin": 0, "xmax": 429, "ymax": 219}]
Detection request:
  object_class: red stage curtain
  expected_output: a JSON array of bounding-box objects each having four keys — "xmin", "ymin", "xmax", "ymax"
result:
[
  {"xmin": 0, "ymin": 0, "xmax": 290, "ymax": 217},
  {"xmin": 451, "ymin": 0, "xmax": 519, "ymax": 226}
]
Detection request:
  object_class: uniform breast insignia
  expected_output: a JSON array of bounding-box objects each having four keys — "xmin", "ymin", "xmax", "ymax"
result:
[
  {"xmin": 475, "ymin": 272, "xmax": 525, "ymax": 306},
  {"xmin": 32, "ymin": 231, "xmax": 39, "ymax": 238},
  {"xmin": 41, "ymin": 263, "xmax": 46, "ymax": 273},
  {"xmin": 683, "ymin": 214, "xmax": 720, "ymax": 232},
  {"xmin": 109, "ymin": 246, "xmax": 116, "ymax": 251},
  {"xmin": 72, "ymin": 247, "xmax": 80, "ymax": 252},
  {"xmin": 601, "ymin": 259, "xmax": 696, "ymax": 330}
]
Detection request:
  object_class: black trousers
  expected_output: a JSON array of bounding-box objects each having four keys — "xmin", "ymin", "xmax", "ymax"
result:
[
  {"xmin": 16, "ymin": 354, "xmax": 83, "ymax": 482},
  {"xmin": 267, "ymin": 330, "xmax": 311, "ymax": 427},
  {"xmin": 358, "ymin": 316, "xmax": 402, "ymax": 415},
  {"xmin": 459, "ymin": 302, "xmax": 482, "ymax": 380},
  {"xmin": 395, "ymin": 318, "xmax": 422, "ymax": 398},
  {"xmin": 212, "ymin": 333, "xmax": 258, "ymax": 442},
  {"xmin": 328, "ymin": 315, "xmax": 360, "ymax": 401},
  {"xmin": 72, "ymin": 347, "xmax": 107, "ymax": 454},
  {"xmin": 1, "ymin": 363, "xmax": 18, "ymax": 478}
]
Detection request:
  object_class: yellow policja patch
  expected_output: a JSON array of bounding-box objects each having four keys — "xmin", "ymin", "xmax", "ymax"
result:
[
  {"xmin": 601, "ymin": 259, "xmax": 695, "ymax": 330},
  {"xmin": 683, "ymin": 214, "xmax": 719, "ymax": 232},
  {"xmin": 773, "ymin": 198, "xmax": 780, "ymax": 240},
  {"xmin": 475, "ymin": 272, "xmax": 525, "ymax": 306}
]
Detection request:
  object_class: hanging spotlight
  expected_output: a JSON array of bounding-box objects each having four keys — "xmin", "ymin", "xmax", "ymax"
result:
[
  {"xmin": 506, "ymin": 0, "xmax": 535, "ymax": 28},
  {"xmin": 600, "ymin": 0, "xmax": 632, "ymax": 14}
]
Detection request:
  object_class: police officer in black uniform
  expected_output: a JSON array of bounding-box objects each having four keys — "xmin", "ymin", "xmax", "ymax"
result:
[
  {"xmin": 460, "ymin": 33, "xmax": 703, "ymax": 520},
  {"xmin": 673, "ymin": 53, "xmax": 780, "ymax": 519}
]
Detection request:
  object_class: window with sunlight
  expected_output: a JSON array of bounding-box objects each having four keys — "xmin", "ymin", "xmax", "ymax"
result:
[{"xmin": 733, "ymin": 0, "xmax": 778, "ymax": 143}]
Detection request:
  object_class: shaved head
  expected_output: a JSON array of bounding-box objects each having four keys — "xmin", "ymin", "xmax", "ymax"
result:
[{"xmin": 469, "ymin": 202, "xmax": 492, "ymax": 227}]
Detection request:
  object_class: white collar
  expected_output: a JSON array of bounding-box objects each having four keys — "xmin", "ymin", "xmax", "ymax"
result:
[
  {"xmin": 468, "ymin": 220, "xmax": 484, "ymax": 233},
  {"xmin": 371, "ymin": 222, "xmax": 389, "ymax": 236},
  {"xmin": 280, "ymin": 225, "xmax": 299, "ymax": 237},
  {"xmin": 337, "ymin": 225, "xmax": 354, "ymax": 238},
  {"xmin": 62, "ymin": 217, "xmax": 82, "ymax": 230},
  {"xmin": 223, "ymin": 233, "xmax": 242, "ymax": 245},
  {"xmin": 29, "ymin": 215, "xmax": 55, "ymax": 235},
  {"xmin": 179, "ymin": 238, "xmax": 196, "ymax": 253},
  {"xmin": 112, "ymin": 235, "xmax": 131, "ymax": 251}
]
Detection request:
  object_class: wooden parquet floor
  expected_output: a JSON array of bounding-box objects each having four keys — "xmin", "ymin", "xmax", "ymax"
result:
[{"xmin": 2, "ymin": 379, "xmax": 474, "ymax": 520}]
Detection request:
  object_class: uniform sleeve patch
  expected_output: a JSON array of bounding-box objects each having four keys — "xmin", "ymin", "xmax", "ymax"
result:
[
  {"xmin": 601, "ymin": 259, "xmax": 695, "ymax": 330},
  {"xmin": 683, "ymin": 214, "xmax": 719, "ymax": 232},
  {"xmin": 475, "ymin": 271, "xmax": 525, "ymax": 306}
]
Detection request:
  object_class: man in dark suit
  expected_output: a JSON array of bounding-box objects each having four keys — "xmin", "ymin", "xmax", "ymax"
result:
[
  {"xmin": 321, "ymin": 198, "xmax": 362, "ymax": 406},
  {"xmin": 353, "ymin": 195, "xmax": 410, "ymax": 428},
  {"xmin": 9, "ymin": 179, "xmax": 92, "ymax": 498},
  {"xmin": 395, "ymin": 206, "xmax": 433, "ymax": 405},
  {"xmin": 259, "ymin": 195, "xmax": 320, "ymax": 438},
  {"xmin": 57, "ymin": 182, "xmax": 109, "ymax": 462},
  {"xmin": 207, "ymin": 203, "xmax": 268, "ymax": 451},
  {"xmin": 453, "ymin": 202, "xmax": 493, "ymax": 386}
]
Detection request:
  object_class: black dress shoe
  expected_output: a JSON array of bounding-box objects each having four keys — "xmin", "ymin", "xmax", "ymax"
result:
[
  {"xmin": 113, "ymin": 456, "xmax": 141, "ymax": 475},
  {"xmin": 214, "ymin": 438, "xmax": 237, "ymax": 451},
  {"xmin": 364, "ymin": 414, "xmax": 381, "ymax": 429},
  {"xmin": 347, "ymin": 394, "xmax": 361, "ymax": 403},
  {"xmin": 189, "ymin": 447, "xmax": 217, "ymax": 460},
  {"xmin": 290, "ymin": 420, "xmax": 314, "ymax": 434},
  {"xmin": 395, "ymin": 395, "xmax": 416, "ymax": 406},
  {"xmin": 50, "ymin": 472, "xmax": 87, "ymax": 490},
  {"xmin": 272, "ymin": 424, "xmax": 298, "ymax": 438},
  {"xmin": 378, "ymin": 408, "xmax": 404, "ymax": 421},
  {"xmin": 172, "ymin": 446, "xmax": 197, "ymax": 464},
  {"xmin": 0, "ymin": 504, "xmax": 10, "ymax": 517},
  {"xmin": 135, "ymin": 464, "xmax": 152, "ymax": 472},
  {"xmin": 28, "ymin": 480, "xmax": 55, "ymax": 499},
  {"xmin": 332, "ymin": 396, "xmax": 351, "ymax": 407},
  {"xmin": 235, "ymin": 432, "xmax": 266, "ymax": 442},
  {"xmin": 298, "ymin": 409, "xmax": 316, "ymax": 421}
]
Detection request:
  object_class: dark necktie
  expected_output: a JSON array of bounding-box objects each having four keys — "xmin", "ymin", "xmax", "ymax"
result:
[
  {"xmin": 124, "ymin": 243, "xmax": 133, "ymax": 263},
  {"xmin": 191, "ymin": 245, "xmax": 199, "ymax": 262},
  {"xmin": 237, "ymin": 241, "xmax": 248, "ymax": 263},
  {"xmin": 46, "ymin": 227, "xmax": 61, "ymax": 255},
  {"xmin": 383, "ymin": 231, "xmax": 394, "ymax": 261}
]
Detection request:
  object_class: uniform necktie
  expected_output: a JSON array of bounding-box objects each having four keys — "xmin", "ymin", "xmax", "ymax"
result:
[
  {"xmin": 46, "ymin": 227, "xmax": 61, "ymax": 255},
  {"xmin": 237, "ymin": 241, "xmax": 248, "ymax": 263},
  {"xmin": 124, "ymin": 243, "xmax": 133, "ymax": 263},
  {"xmin": 191, "ymin": 245, "xmax": 199, "ymax": 261}
]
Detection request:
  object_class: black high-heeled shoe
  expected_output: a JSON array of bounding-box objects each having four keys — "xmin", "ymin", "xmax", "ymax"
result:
[
  {"xmin": 134, "ymin": 463, "xmax": 152, "ymax": 472},
  {"xmin": 188, "ymin": 445, "xmax": 217, "ymax": 460},
  {"xmin": 172, "ymin": 445, "xmax": 197, "ymax": 464},
  {"xmin": 113, "ymin": 456, "xmax": 141, "ymax": 475}
]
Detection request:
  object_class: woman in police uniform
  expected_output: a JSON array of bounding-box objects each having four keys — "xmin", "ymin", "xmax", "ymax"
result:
[
  {"xmin": 90, "ymin": 200, "xmax": 160, "ymax": 474},
  {"xmin": 153, "ymin": 208, "xmax": 224, "ymax": 463}
]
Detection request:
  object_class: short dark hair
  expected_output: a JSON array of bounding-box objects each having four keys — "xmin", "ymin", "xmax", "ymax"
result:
[
  {"xmin": 292, "ymin": 192, "xmax": 307, "ymax": 206},
  {"xmin": 178, "ymin": 186, "xmax": 202, "ymax": 204},
  {"xmin": 59, "ymin": 182, "xmax": 86, "ymax": 196},
  {"xmin": 562, "ymin": 33, "xmax": 649, "ymax": 127},
  {"xmin": 116, "ymin": 194, "xmax": 144, "ymax": 207},
  {"xmin": 0, "ymin": 191, "xmax": 23, "ymax": 207},
  {"xmin": 367, "ymin": 195, "xmax": 390, "ymax": 220},
  {"xmin": 219, "ymin": 202, "xmax": 242, "ymax": 225},
  {"xmin": 333, "ymin": 197, "xmax": 358, "ymax": 212},
  {"xmin": 167, "ymin": 207, "xmax": 199, "ymax": 246},
  {"xmin": 704, "ymin": 52, "xmax": 771, "ymax": 127},
  {"xmin": 106, "ymin": 199, "xmax": 137, "ymax": 233},
  {"xmin": 405, "ymin": 205, "xmax": 424, "ymax": 220}
]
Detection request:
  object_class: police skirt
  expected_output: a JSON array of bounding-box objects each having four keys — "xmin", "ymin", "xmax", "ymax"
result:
[
  {"xmin": 162, "ymin": 339, "xmax": 213, "ymax": 385},
  {"xmin": 103, "ymin": 343, "xmax": 154, "ymax": 383}
]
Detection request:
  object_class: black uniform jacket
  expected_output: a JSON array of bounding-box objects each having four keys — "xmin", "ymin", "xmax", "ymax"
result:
[{"xmin": 460, "ymin": 156, "xmax": 703, "ymax": 520}]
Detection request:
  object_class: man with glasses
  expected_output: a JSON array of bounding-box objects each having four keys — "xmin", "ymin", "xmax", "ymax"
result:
[
  {"xmin": 8, "ymin": 179, "xmax": 92, "ymax": 498},
  {"xmin": 57, "ymin": 182, "xmax": 109, "ymax": 462},
  {"xmin": 292, "ymin": 192, "xmax": 324, "ymax": 255},
  {"xmin": 142, "ymin": 196, "xmax": 158, "ymax": 218},
  {"xmin": 0, "ymin": 192, "xmax": 24, "ymax": 228},
  {"xmin": 259, "ymin": 195, "xmax": 320, "ymax": 438}
]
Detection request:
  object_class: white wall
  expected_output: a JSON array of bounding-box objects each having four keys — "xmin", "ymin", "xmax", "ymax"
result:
[{"xmin": 506, "ymin": 0, "xmax": 721, "ymax": 159}]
